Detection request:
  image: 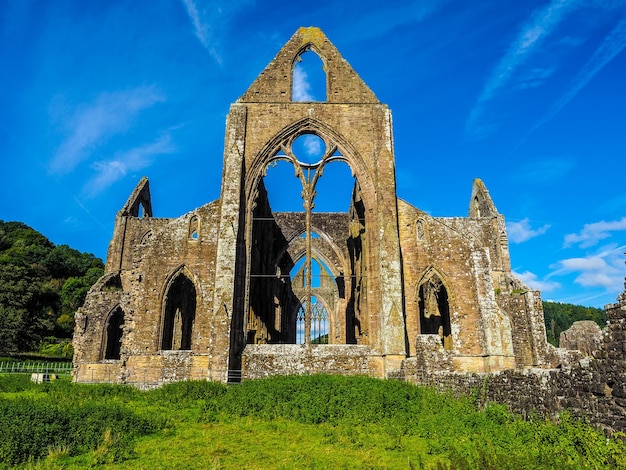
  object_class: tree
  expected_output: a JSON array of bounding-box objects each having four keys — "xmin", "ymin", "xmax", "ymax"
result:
[{"xmin": 0, "ymin": 220, "xmax": 104, "ymax": 353}]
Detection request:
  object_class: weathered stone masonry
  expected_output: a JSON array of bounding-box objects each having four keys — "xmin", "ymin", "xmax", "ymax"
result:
[
  {"xmin": 73, "ymin": 27, "xmax": 550, "ymax": 386},
  {"xmin": 402, "ymin": 283, "xmax": 626, "ymax": 433}
]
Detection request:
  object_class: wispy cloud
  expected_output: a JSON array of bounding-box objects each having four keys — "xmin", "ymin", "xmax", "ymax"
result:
[
  {"xmin": 343, "ymin": 0, "xmax": 446, "ymax": 42},
  {"xmin": 49, "ymin": 86, "xmax": 164, "ymax": 174},
  {"xmin": 465, "ymin": 0, "xmax": 581, "ymax": 139},
  {"xmin": 303, "ymin": 135, "xmax": 322, "ymax": 156},
  {"xmin": 528, "ymin": 16, "xmax": 626, "ymax": 134},
  {"xmin": 549, "ymin": 243, "xmax": 626, "ymax": 292},
  {"xmin": 83, "ymin": 132, "xmax": 176, "ymax": 197},
  {"xmin": 180, "ymin": 0, "xmax": 252, "ymax": 64},
  {"xmin": 517, "ymin": 157, "xmax": 574, "ymax": 183},
  {"xmin": 514, "ymin": 270, "xmax": 561, "ymax": 292},
  {"xmin": 507, "ymin": 218, "xmax": 551, "ymax": 243},
  {"xmin": 564, "ymin": 216, "xmax": 626, "ymax": 248},
  {"xmin": 293, "ymin": 65, "xmax": 314, "ymax": 102},
  {"xmin": 516, "ymin": 66, "xmax": 556, "ymax": 89}
]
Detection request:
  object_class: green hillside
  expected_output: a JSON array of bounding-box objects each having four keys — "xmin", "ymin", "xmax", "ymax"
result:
[{"xmin": 0, "ymin": 221, "xmax": 103, "ymax": 356}]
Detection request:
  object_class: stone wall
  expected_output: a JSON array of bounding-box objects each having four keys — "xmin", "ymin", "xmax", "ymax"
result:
[
  {"xmin": 241, "ymin": 344, "xmax": 371, "ymax": 379},
  {"xmin": 403, "ymin": 288, "xmax": 626, "ymax": 433}
]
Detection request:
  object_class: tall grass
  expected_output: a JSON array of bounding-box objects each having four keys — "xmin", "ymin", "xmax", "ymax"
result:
[{"xmin": 1, "ymin": 374, "xmax": 625, "ymax": 469}]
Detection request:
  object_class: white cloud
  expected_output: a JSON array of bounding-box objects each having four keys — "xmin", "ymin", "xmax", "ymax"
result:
[
  {"xmin": 180, "ymin": 0, "xmax": 217, "ymax": 61},
  {"xmin": 303, "ymin": 135, "xmax": 323, "ymax": 157},
  {"xmin": 83, "ymin": 133, "xmax": 176, "ymax": 197},
  {"xmin": 49, "ymin": 86, "xmax": 164, "ymax": 174},
  {"xmin": 529, "ymin": 16, "xmax": 626, "ymax": 134},
  {"xmin": 507, "ymin": 218, "xmax": 550, "ymax": 243},
  {"xmin": 514, "ymin": 270, "xmax": 561, "ymax": 292},
  {"xmin": 292, "ymin": 65, "xmax": 313, "ymax": 102},
  {"xmin": 180, "ymin": 0, "xmax": 252, "ymax": 64},
  {"xmin": 465, "ymin": 0, "xmax": 582, "ymax": 138},
  {"xmin": 564, "ymin": 217, "xmax": 626, "ymax": 248},
  {"xmin": 549, "ymin": 243, "xmax": 626, "ymax": 292}
]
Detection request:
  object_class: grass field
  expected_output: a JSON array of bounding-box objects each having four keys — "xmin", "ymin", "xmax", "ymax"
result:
[{"xmin": 1, "ymin": 374, "xmax": 625, "ymax": 469}]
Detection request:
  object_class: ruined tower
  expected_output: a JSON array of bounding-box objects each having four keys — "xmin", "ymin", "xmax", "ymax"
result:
[{"xmin": 73, "ymin": 27, "xmax": 549, "ymax": 384}]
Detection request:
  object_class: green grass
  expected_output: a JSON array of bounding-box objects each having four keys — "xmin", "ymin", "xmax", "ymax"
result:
[{"xmin": 2, "ymin": 374, "xmax": 625, "ymax": 469}]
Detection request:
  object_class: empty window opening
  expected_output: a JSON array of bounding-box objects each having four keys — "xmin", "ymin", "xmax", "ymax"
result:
[
  {"xmin": 292, "ymin": 48, "xmax": 326, "ymax": 102},
  {"xmin": 103, "ymin": 306, "xmax": 124, "ymax": 360},
  {"xmin": 313, "ymin": 160, "xmax": 355, "ymax": 212},
  {"xmin": 296, "ymin": 303, "xmax": 305, "ymax": 344},
  {"xmin": 296, "ymin": 296, "xmax": 330, "ymax": 345},
  {"xmin": 291, "ymin": 255, "xmax": 329, "ymax": 289},
  {"xmin": 189, "ymin": 216, "xmax": 200, "ymax": 240},
  {"xmin": 311, "ymin": 296, "xmax": 329, "ymax": 344},
  {"xmin": 162, "ymin": 273, "xmax": 197, "ymax": 350},
  {"xmin": 249, "ymin": 136, "xmax": 360, "ymax": 346},
  {"xmin": 291, "ymin": 257, "xmax": 333, "ymax": 344},
  {"xmin": 263, "ymin": 159, "xmax": 302, "ymax": 212},
  {"xmin": 419, "ymin": 275, "xmax": 452, "ymax": 350},
  {"xmin": 292, "ymin": 133, "xmax": 326, "ymax": 164}
]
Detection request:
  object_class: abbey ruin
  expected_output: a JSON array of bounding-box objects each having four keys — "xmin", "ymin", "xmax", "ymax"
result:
[
  {"xmin": 73, "ymin": 30, "xmax": 626, "ymax": 429},
  {"xmin": 73, "ymin": 27, "xmax": 551, "ymax": 383}
]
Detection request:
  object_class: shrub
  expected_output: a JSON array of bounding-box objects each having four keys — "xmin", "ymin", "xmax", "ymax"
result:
[
  {"xmin": 0, "ymin": 373, "xmax": 37, "ymax": 392},
  {"xmin": 0, "ymin": 395, "xmax": 160, "ymax": 466}
]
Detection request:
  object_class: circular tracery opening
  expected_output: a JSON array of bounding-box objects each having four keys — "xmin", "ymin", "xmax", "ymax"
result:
[{"xmin": 292, "ymin": 133, "xmax": 326, "ymax": 165}]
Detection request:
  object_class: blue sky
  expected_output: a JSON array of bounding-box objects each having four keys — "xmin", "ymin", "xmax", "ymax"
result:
[{"xmin": 1, "ymin": 0, "xmax": 625, "ymax": 308}]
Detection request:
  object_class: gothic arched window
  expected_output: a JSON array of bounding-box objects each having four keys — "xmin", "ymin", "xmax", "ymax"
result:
[
  {"xmin": 418, "ymin": 274, "xmax": 452, "ymax": 350},
  {"xmin": 162, "ymin": 272, "xmax": 197, "ymax": 350},
  {"xmin": 103, "ymin": 306, "xmax": 125, "ymax": 360}
]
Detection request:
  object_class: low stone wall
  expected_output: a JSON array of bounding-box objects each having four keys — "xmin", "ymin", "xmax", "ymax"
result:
[
  {"xmin": 404, "ymin": 295, "xmax": 626, "ymax": 433},
  {"xmin": 404, "ymin": 361, "xmax": 625, "ymax": 433},
  {"xmin": 73, "ymin": 362, "xmax": 123, "ymax": 383},
  {"xmin": 241, "ymin": 344, "xmax": 371, "ymax": 379},
  {"xmin": 73, "ymin": 353, "xmax": 213, "ymax": 386}
]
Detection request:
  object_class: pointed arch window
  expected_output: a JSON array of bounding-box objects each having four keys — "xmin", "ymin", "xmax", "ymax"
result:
[
  {"xmin": 188, "ymin": 216, "xmax": 200, "ymax": 240},
  {"xmin": 418, "ymin": 274, "xmax": 452, "ymax": 350},
  {"xmin": 292, "ymin": 47, "xmax": 327, "ymax": 102},
  {"xmin": 292, "ymin": 257, "xmax": 332, "ymax": 344},
  {"xmin": 295, "ymin": 296, "xmax": 330, "ymax": 345},
  {"xmin": 162, "ymin": 272, "xmax": 197, "ymax": 350},
  {"xmin": 248, "ymin": 125, "xmax": 364, "ymax": 346},
  {"xmin": 416, "ymin": 219, "xmax": 426, "ymax": 241},
  {"xmin": 102, "ymin": 306, "xmax": 125, "ymax": 360}
]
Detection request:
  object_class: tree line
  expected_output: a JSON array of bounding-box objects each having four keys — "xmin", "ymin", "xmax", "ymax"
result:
[{"xmin": 0, "ymin": 221, "xmax": 103, "ymax": 355}]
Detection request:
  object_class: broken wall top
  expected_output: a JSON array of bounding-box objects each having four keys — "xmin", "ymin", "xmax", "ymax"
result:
[
  {"xmin": 239, "ymin": 27, "xmax": 379, "ymax": 104},
  {"xmin": 118, "ymin": 176, "xmax": 152, "ymax": 218}
]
